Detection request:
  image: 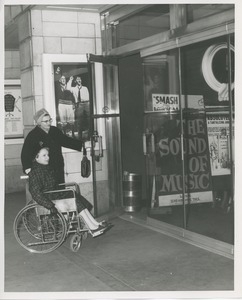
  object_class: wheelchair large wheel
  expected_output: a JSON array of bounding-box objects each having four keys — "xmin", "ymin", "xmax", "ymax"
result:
[{"xmin": 13, "ymin": 203, "xmax": 67, "ymax": 254}]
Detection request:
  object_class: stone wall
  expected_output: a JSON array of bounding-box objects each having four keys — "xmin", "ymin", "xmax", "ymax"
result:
[
  {"xmin": 5, "ymin": 50, "xmax": 21, "ymax": 79},
  {"xmin": 4, "ymin": 49, "xmax": 25, "ymax": 193},
  {"xmin": 5, "ymin": 7, "xmax": 102, "ymax": 196}
]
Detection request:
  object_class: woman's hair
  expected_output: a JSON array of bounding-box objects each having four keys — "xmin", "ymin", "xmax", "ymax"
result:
[
  {"xmin": 34, "ymin": 108, "xmax": 50, "ymax": 124},
  {"xmin": 34, "ymin": 146, "xmax": 49, "ymax": 160}
]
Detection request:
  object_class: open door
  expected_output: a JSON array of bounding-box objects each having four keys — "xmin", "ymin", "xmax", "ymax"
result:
[
  {"xmin": 88, "ymin": 53, "xmax": 149, "ymax": 218},
  {"xmin": 87, "ymin": 54, "xmax": 123, "ymax": 217}
]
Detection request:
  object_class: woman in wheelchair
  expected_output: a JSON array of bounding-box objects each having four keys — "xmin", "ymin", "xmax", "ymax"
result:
[{"xmin": 29, "ymin": 146, "xmax": 108, "ymax": 236}]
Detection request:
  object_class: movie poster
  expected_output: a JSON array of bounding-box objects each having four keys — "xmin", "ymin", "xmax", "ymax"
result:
[
  {"xmin": 206, "ymin": 115, "xmax": 231, "ymax": 176},
  {"xmin": 154, "ymin": 113, "xmax": 213, "ymax": 206},
  {"xmin": 53, "ymin": 63, "xmax": 90, "ymax": 142}
]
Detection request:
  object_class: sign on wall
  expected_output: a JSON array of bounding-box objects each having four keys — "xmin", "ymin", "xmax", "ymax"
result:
[
  {"xmin": 4, "ymin": 84, "xmax": 23, "ymax": 138},
  {"xmin": 152, "ymin": 94, "xmax": 205, "ymax": 112},
  {"xmin": 206, "ymin": 114, "xmax": 231, "ymax": 176},
  {"xmin": 152, "ymin": 94, "xmax": 179, "ymax": 112}
]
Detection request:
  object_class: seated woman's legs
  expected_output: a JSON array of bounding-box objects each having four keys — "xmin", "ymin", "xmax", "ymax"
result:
[
  {"xmin": 76, "ymin": 194, "xmax": 106, "ymax": 227},
  {"xmin": 79, "ymin": 209, "xmax": 99, "ymax": 230}
]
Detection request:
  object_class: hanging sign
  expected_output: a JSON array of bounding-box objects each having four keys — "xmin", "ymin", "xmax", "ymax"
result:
[{"xmin": 156, "ymin": 113, "xmax": 213, "ymax": 206}]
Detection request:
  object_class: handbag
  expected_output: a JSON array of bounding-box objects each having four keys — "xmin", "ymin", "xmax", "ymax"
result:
[{"xmin": 81, "ymin": 146, "xmax": 91, "ymax": 178}]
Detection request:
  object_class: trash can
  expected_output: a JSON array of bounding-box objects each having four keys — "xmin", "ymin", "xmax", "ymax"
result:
[{"xmin": 123, "ymin": 172, "xmax": 142, "ymax": 212}]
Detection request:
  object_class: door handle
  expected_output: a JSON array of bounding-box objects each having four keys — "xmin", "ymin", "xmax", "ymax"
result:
[
  {"xmin": 151, "ymin": 133, "xmax": 155, "ymax": 153},
  {"xmin": 143, "ymin": 133, "xmax": 147, "ymax": 155},
  {"xmin": 143, "ymin": 132, "xmax": 155, "ymax": 155},
  {"xmin": 98, "ymin": 135, "xmax": 103, "ymax": 157},
  {"xmin": 92, "ymin": 131, "xmax": 103, "ymax": 158}
]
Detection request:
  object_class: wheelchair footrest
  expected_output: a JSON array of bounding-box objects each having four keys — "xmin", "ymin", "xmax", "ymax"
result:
[{"xmin": 91, "ymin": 229, "xmax": 105, "ymax": 237}]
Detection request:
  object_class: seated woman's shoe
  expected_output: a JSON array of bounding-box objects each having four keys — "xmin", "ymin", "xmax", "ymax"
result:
[
  {"xmin": 90, "ymin": 226, "xmax": 105, "ymax": 237},
  {"xmin": 99, "ymin": 220, "xmax": 108, "ymax": 226}
]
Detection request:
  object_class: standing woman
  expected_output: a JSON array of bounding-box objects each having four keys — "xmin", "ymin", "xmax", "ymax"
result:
[{"xmin": 21, "ymin": 108, "xmax": 83, "ymax": 183}]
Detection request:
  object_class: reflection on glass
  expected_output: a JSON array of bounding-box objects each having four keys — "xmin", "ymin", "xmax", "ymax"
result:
[
  {"xmin": 187, "ymin": 4, "xmax": 234, "ymax": 24},
  {"xmin": 103, "ymin": 64, "xmax": 120, "ymax": 114},
  {"xmin": 182, "ymin": 37, "xmax": 234, "ymax": 244},
  {"xmin": 143, "ymin": 51, "xmax": 179, "ymax": 112},
  {"xmin": 143, "ymin": 35, "xmax": 234, "ymax": 244},
  {"xmin": 112, "ymin": 5, "xmax": 170, "ymax": 48}
]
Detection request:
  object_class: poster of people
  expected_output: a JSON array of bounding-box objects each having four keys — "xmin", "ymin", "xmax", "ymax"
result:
[
  {"xmin": 4, "ymin": 85, "xmax": 23, "ymax": 138},
  {"xmin": 206, "ymin": 115, "xmax": 231, "ymax": 176},
  {"xmin": 149, "ymin": 113, "xmax": 213, "ymax": 207},
  {"xmin": 54, "ymin": 63, "xmax": 90, "ymax": 141}
]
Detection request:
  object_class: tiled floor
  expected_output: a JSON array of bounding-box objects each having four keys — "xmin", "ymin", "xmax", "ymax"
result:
[{"xmin": 4, "ymin": 191, "xmax": 236, "ymax": 298}]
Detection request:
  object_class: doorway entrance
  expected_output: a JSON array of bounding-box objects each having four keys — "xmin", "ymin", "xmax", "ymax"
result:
[
  {"xmin": 89, "ymin": 53, "xmax": 147, "ymax": 217},
  {"xmin": 90, "ymin": 41, "xmax": 234, "ymax": 248},
  {"xmin": 119, "ymin": 54, "xmax": 147, "ymax": 211},
  {"xmin": 88, "ymin": 56, "xmax": 123, "ymax": 217}
]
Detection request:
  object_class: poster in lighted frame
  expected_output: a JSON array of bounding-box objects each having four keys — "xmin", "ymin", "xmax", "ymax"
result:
[
  {"xmin": 53, "ymin": 62, "xmax": 90, "ymax": 141},
  {"xmin": 42, "ymin": 54, "xmax": 106, "ymax": 150},
  {"xmin": 4, "ymin": 80, "xmax": 23, "ymax": 139}
]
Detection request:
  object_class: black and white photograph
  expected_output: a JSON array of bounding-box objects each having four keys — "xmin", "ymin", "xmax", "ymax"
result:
[
  {"xmin": 1, "ymin": 1, "xmax": 241, "ymax": 300},
  {"xmin": 54, "ymin": 63, "xmax": 91, "ymax": 141}
]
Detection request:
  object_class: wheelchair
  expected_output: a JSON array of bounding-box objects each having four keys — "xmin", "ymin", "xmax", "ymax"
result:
[{"xmin": 13, "ymin": 181, "xmax": 105, "ymax": 254}]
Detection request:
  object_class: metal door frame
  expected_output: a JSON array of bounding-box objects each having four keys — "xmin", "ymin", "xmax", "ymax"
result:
[{"xmin": 87, "ymin": 54, "xmax": 121, "ymax": 216}]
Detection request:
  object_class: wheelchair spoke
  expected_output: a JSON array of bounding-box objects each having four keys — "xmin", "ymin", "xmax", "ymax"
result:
[{"xmin": 13, "ymin": 204, "xmax": 67, "ymax": 254}]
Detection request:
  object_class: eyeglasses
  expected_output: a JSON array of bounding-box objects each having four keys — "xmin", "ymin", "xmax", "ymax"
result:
[{"xmin": 41, "ymin": 119, "xmax": 53, "ymax": 124}]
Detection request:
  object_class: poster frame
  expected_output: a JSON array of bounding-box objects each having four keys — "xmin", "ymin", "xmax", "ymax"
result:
[
  {"xmin": 42, "ymin": 54, "xmax": 105, "ymax": 151},
  {"xmin": 4, "ymin": 79, "xmax": 23, "ymax": 141}
]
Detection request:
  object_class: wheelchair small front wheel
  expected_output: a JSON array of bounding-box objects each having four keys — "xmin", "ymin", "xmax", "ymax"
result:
[
  {"xmin": 79, "ymin": 217, "xmax": 88, "ymax": 240},
  {"xmin": 82, "ymin": 231, "xmax": 88, "ymax": 240},
  {"xmin": 70, "ymin": 234, "xmax": 82, "ymax": 252}
]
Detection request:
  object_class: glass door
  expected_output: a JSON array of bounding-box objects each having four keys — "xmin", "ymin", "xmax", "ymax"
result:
[
  {"xmin": 89, "ymin": 53, "xmax": 147, "ymax": 218},
  {"xmin": 142, "ymin": 49, "xmax": 184, "ymax": 227},
  {"xmin": 180, "ymin": 35, "xmax": 234, "ymax": 244},
  {"xmin": 142, "ymin": 34, "xmax": 234, "ymax": 244},
  {"xmin": 88, "ymin": 55, "xmax": 123, "ymax": 217}
]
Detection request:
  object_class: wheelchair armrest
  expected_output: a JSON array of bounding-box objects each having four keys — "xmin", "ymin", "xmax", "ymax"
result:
[
  {"xmin": 58, "ymin": 182, "xmax": 80, "ymax": 193},
  {"xmin": 44, "ymin": 188, "xmax": 76, "ymax": 197},
  {"xmin": 58, "ymin": 182, "xmax": 78, "ymax": 188}
]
